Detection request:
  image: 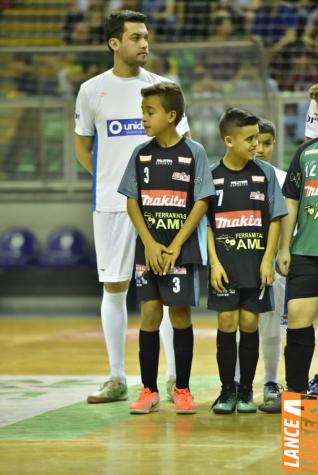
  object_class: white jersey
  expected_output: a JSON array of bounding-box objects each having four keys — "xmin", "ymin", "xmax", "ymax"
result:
[
  {"xmin": 75, "ymin": 68, "xmax": 189, "ymax": 211},
  {"xmin": 305, "ymin": 99, "xmax": 318, "ymax": 139},
  {"xmin": 272, "ymin": 165, "xmax": 286, "ymax": 189}
]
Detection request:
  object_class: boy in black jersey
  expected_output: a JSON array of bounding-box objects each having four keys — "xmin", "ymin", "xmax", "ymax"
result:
[
  {"xmin": 118, "ymin": 82, "xmax": 214, "ymax": 414},
  {"xmin": 207, "ymin": 108, "xmax": 287, "ymax": 414}
]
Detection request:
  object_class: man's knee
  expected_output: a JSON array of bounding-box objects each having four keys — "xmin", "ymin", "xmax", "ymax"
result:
[{"xmin": 104, "ymin": 281, "xmax": 130, "ymax": 293}]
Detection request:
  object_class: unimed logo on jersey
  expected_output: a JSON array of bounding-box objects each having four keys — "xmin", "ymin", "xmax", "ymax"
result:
[
  {"xmin": 215, "ymin": 210, "xmax": 262, "ymax": 228},
  {"xmin": 106, "ymin": 118, "xmax": 146, "ymax": 137},
  {"xmin": 141, "ymin": 189, "xmax": 187, "ymax": 207}
]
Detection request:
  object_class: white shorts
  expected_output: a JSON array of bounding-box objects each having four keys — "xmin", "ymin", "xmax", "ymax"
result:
[
  {"xmin": 93, "ymin": 211, "xmax": 136, "ymax": 283},
  {"xmin": 259, "ymin": 273, "xmax": 286, "ymax": 339}
]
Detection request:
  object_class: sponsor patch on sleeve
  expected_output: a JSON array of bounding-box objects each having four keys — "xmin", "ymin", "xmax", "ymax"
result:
[
  {"xmin": 252, "ymin": 175, "xmax": 265, "ymax": 182},
  {"xmin": 139, "ymin": 155, "xmax": 152, "ymax": 162},
  {"xmin": 178, "ymin": 156, "xmax": 192, "ymax": 164},
  {"xmin": 213, "ymin": 178, "xmax": 224, "ymax": 185}
]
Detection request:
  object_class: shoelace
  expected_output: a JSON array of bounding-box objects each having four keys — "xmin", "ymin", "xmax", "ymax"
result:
[
  {"xmin": 265, "ymin": 382, "xmax": 284, "ymax": 396},
  {"xmin": 100, "ymin": 379, "xmax": 120, "ymax": 390},
  {"xmin": 137, "ymin": 388, "xmax": 155, "ymax": 401},
  {"xmin": 210, "ymin": 386, "xmax": 236, "ymax": 411},
  {"xmin": 175, "ymin": 388, "xmax": 191, "ymax": 401}
]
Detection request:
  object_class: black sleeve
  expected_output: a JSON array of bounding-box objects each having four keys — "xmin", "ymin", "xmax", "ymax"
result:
[{"xmin": 282, "ymin": 146, "xmax": 303, "ymax": 200}]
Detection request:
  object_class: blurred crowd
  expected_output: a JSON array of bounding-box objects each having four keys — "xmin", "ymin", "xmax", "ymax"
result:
[
  {"xmin": 2, "ymin": 0, "xmax": 318, "ymax": 98},
  {"xmin": 61, "ymin": 0, "xmax": 318, "ymax": 92}
]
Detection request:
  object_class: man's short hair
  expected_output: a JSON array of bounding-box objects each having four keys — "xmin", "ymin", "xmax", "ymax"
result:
[
  {"xmin": 104, "ymin": 10, "xmax": 146, "ymax": 50},
  {"xmin": 258, "ymin": 118, "xmax": 276, "ymax": 139},
  {"xmin": 141, "ymin": 81, "xmax": 185, "ymax": 125},
  {"xmin": 219, "ymin": 107, "xmax": 259, "ymax": 138},
  {"xmin": 309, "ymin": 83, "xmax": 318, "ymax": 101}
]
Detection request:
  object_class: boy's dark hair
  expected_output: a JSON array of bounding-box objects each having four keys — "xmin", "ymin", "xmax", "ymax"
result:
[
  {"xmin": 141, "ymin": 81, "xmax": 185, "ymax": 125},
  {"xmin": 258, "ymin": 118, "xmax": 276, "ymax": 139},
  {"xmin": 219, "ymin": 107, "xmax": 259, "ymax": 138},
  {"xmin": 105, "ymin": 10, "xmax": 146, "ymax": 51}
]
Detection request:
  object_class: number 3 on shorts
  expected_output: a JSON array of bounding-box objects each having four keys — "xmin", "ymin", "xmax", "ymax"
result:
[{"xmin": 172, "ymin": 277, "xmax": 180, "ymax": 293}]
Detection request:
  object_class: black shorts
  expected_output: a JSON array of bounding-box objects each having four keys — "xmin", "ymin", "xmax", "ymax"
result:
[
  {"xmin": 134, "ymin": 263, "xmax": 200, "ymax": 307},
  {"xmin": 287, "ymin": 255, "xmax": 318, "ymax": 300},
  {"xmin": 208, "ymin": 285, "xmax": 274, "ymax": 313}
]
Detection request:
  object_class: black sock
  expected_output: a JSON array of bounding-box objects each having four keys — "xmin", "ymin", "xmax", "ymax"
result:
[
  {"xmin": 216, "ymin": 329, "xmax": 237, "ymax": 387},
  {"xmin": 173, "ymin": 325, "xmax": 194, "ymax": 389},
  {"xmin": 239, "ymin": 329, "xmax": 259, "ymax": 389},
  {"xmin": 139, "ymin": 329, "xmax": 160, "ymax": 392},
  {"xmin": 285, "ymin": 326, "xmax": 315, "ymax": 392}
]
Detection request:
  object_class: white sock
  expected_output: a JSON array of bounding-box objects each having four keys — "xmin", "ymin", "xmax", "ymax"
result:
[
  {"xmin": 101, "ymin": 289, "xmax": 127, "ymax": 381},
  {"xmin": 261, "ymin": 336, "xmax": 281, "ymax": 384},
  {"xmin": 160, "ymin": 306, "xmax": 176, "ymax": 380}
]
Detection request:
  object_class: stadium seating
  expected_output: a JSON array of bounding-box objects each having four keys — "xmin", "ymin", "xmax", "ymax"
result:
[
  {"xmin": 38, "ymin": 227, "xmax": 87, "ymax": 267},
  {"xmin": 0, "ymin": 227, "xmax": 38, "ymax": 268},
  {"xmin": 0, "ymin": 0, "xmax": 67, "ymax": 46}
]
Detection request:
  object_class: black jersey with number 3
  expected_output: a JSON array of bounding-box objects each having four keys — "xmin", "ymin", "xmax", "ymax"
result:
[
  {"xmin": 207, "ymin": 158, "xmax": 287, "ymax": 288},
  {"xmin": 118, "ymin": 137, "xmax": 215, "ymax": 266}
]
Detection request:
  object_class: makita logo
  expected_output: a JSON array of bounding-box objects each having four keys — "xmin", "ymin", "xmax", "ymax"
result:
[
  {"xmin": 304, "ymin": 180, "xmax": 318, "ymax": 196},
  {"xmin": 106, "ymin": 118, "xmax": 145, "ymax": 137},
  {"xmin": 141, "ymin": 189, "xmax": 187, "ymax": 207},
  {"xmin": 215, "ymin": 210, "xmax": 262, "ymax": 228}
]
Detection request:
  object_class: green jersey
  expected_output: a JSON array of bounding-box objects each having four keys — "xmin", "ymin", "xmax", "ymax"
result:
[{"xmin": 283, "ymin": 137, "xmax": 318, "ymax": 256}]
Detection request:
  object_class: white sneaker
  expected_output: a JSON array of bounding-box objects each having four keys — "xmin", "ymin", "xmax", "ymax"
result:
[
  {"xmin": 87, "ymin": 377, "xmax": 128, "ymax": 404},
  {"xmin": 263, "ymin": 381, "xmax": 282, "ymax": 403}
]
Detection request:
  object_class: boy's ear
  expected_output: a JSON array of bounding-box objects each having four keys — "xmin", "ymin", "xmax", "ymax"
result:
[
  {"xmin": 168, "ymin": 110, "xmax": 177, "ymax": 123},
  {"xmin": 224, "ymin": 135, "xmax": 233, "ymax": 147}
]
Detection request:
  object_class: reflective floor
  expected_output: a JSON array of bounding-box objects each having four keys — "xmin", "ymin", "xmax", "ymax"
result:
[{"xmin": 0, "ymin": 316, "xmax": 316, "ymax": 475}]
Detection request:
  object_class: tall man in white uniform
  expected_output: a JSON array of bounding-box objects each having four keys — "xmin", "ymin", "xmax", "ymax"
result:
[
  {"xmin": 75, "ymin": 10, "xmax": 189, "ymax": 403},
  {"xmin": 304, "ymin": 83, "xmax": 318, "ymax": 141}
]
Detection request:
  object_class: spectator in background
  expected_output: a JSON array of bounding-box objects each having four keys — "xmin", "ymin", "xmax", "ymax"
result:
[
  {"xmin": 3, "ymin": 54, "xmax": 41, "ymax": 177},
  {"xmin": 59, "ymin": 20, "xmax": 110, "ymax": 97},
  {"xmin": 302, "ymin": 7, "xmax": 318, "ymax": 49},
  {"xmin": 284, "ymin": 46, "xmax": 317, "ymax": 92},
  {"xmin": 62, "ymin": 0, "xmax": 85, "ymax": 44},
  {"xmin": 210, "ymin": 0, "xmax": 259, "ymax": 35},
  {"xmin": 138, "ymin": 0, "xmax": 177, "ymax": 41},
  {"xmin": 178, "ymin": 0, "xmax": 212, "ymax": 41},
  {"xmin": 252, "ymin": 0, "xmax": 298, "ymax": 58},
  {"xmin": 105, "ymin": 0, "xmax": 139, "ymax": 14},
  {"xmin": 190, "ymin": 10, "xmax": 250, "ymax": 95},
  {"xmin": 0, "ymin": 0, "xmax": 11, "ymax": 14},
  {"xmin": 86, "ymin": 0, "xmax": 106, "ymax": 43}
]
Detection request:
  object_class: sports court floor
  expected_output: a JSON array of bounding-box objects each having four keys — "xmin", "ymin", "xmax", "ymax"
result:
[{"xmin": 0, "ymin": 315, "xmax": 317, "ymax": 475}]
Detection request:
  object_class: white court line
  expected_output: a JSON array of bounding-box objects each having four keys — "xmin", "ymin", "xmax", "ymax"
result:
[{"xmin": 0, "ymin": 375, "xmax": 140, "ymax": 428}]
